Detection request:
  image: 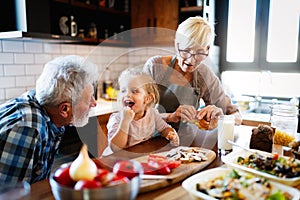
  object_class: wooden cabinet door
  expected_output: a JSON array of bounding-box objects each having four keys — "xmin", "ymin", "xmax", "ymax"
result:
[
  {"xmin": 153, "ymin": 0, "xmax": 178, "ymax": 30},
  {"xmin": 152, "ymin": 0, "xmax": 178, "ymax": 45},
  {"xmin": 130, "ymin": 0, "xmax": 178, "ymax": 46},
  {"xmin": 131, "ymin": 0, "xmax": 153, "ymax": 29}
]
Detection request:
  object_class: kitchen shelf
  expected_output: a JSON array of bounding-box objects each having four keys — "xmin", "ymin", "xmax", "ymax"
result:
[
  {"xmin": 0, "ymin": 30, "xmax": 130, "ymax": 47},
  {"xmin": 53, "ymin": 0, "xmax": 69, "ymax": 3},
  {"xmin": 180, "ymin": 6, "xmax": 203, "ymax": 12},
  {"xmin": 98, "ymin": 6, "xmax": 129, "ymax": 16},
  {"xmin": 0, "ymin": 31, "xmax": 81, "ymax": 43},
  {"xmin": 71, "ymin": 1, "xmax": 97, "ymax": 10}
]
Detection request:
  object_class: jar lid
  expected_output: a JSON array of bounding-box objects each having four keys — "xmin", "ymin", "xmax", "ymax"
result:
[{"xmin": 271, "ymin": 104, "xmax": 299, "ymax": 116}]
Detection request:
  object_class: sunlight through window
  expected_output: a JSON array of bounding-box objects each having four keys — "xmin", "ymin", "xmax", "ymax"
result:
[
  {"xmin": 267, "ymin": 0, "xmax": 300, "ymax": 62},
  {"xmin": 226, "ymin": 0, "xmax": 256, "ymax": 62}
]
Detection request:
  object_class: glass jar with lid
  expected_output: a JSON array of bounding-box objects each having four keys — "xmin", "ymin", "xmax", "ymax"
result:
[{"xmin": 271, "ymin": 104, "xmax": 299, "ymax": 146}]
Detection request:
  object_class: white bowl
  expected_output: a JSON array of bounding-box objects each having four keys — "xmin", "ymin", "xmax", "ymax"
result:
[{"xmin": 182, "ymin": 167, "xmax": 300, "ymax": 200}]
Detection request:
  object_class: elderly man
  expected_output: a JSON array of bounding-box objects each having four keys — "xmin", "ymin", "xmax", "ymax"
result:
[{"xmin": 0, "ymin": 55, "xmax": 99, "ymax": 184}]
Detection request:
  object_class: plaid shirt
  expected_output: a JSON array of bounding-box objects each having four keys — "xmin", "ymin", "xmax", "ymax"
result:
[{"xmin": 0, "ymin": 90, "xmax": 65, "ymax": 184}]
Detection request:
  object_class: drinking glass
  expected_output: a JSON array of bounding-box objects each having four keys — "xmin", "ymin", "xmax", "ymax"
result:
[{"xmin": 218, "ymin": 115, "xmax": 235, "ymax": 156}]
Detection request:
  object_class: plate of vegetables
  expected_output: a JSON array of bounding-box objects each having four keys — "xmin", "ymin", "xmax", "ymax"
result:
[
  {"xmin": 222, "ymin": 149, "xmax": 300, "ymax": 186},
  {"xmin": 182, "ymin": 168, "xmax": 299, "ymax": 200}
]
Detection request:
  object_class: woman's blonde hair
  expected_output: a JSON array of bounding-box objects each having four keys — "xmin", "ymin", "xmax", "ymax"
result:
[
  {"xmin": 175, "ymin": 16, "xmax": 214, "ymax": 49},
  {"xmin": 118, "ymin": 68, "xmax": 160, "ymax": 106}
]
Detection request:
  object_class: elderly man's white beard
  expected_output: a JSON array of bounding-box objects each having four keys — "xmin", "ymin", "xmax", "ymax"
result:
[{"xmin": 71, "ymin": 112, "xmax": 89, "ymax": 127}]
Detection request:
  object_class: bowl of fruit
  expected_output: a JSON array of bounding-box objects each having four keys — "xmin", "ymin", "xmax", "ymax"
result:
[{"xmin": 50, "ymin": 144, "xmax": 143, "ymax": 200}]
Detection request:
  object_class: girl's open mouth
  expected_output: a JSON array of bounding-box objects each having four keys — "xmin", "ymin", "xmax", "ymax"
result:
[{"xmin": 124, "ymin": 100, "xmax": 135, "ymax": 108}]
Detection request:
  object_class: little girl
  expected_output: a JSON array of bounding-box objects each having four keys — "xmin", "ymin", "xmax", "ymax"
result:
[{"xmin": 102, "ymin": 68, "xmax": 179, "ymax": 156}]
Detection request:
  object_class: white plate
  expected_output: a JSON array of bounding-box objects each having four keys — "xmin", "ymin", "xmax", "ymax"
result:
[
  {"xmin": 222, "ymin": 149, "xmax": 300, "ymax": 186},
  {"xmin": 182, "ymin": 168, "xmax": 300, "ymax": 200}
]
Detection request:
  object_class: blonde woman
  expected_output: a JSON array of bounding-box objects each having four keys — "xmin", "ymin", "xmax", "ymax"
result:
[
  {"xmin": 143, "ymin": 16, "xmax": 241, "ymax": 147},
  {"xmin": 102, "ymin": 68, "xmax": 179, "ymax": 156}
]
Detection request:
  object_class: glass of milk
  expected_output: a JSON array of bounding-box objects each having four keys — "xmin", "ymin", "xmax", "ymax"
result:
[{"xmin": 218, "ymin": 115, "xmax": 235, "ymax": 156}]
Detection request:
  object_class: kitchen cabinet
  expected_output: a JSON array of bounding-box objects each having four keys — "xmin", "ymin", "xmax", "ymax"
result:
[
  {"xmin": 179, "ymin": 0, "xmax": 215, "ymax": 25},
  {"xmin": 0, "ymin": 0, "xmax": 130, "ymax": 46},
  {"xmin": 50, "ymin": 0, "xmax": 130, "ymax": 44},
  {"xmin": 1, "ymin": 0, "xmax": 215, "ymax": 46},
  {"xmin": 130, "ymin": 0, "xmax": 179, "ymax": 46}
]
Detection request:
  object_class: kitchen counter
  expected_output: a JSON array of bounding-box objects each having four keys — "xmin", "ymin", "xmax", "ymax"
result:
[
  {"xmin": 89, "ymin": 99, "xmax": 120, "ymax": 117},
  {"xmin": 241, "ymin": 112, "xmax": 271, "ymax": 126},
  {"xmin": 88, "ymin": 100, "xmax": 274, "ymax": 156}
]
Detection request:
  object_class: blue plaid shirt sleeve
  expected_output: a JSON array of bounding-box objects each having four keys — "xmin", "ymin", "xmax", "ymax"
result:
[
  {"xmin": 0, "ymin": 90, "xmax": 65, "ymax": 184},
  {"xmin": 0, "ymin": 125, "xmax": 38, "ymax": 183}
]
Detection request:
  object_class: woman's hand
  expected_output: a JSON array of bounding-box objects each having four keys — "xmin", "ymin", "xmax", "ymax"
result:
[
  {"xmin": 197, "ymin": 105, "xmax": 224, "ymax": 130},
  {"xmin": 167, "ymin": 105, "xmax": 197, "ymax": 123}
]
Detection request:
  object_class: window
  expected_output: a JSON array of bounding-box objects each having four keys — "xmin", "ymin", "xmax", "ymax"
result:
[{"xmin": 217, "ymin": 0, "xmax": 300, "ymax": 72}]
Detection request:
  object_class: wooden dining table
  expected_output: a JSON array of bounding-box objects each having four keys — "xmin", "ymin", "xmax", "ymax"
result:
[{"xmin": 29, "ymin": 125, "xmax": 300, "ymax": 200}]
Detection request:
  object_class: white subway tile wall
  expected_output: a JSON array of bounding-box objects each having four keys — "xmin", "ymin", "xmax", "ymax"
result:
[
  {"xmin": 24, "ymin": 42, "xmax": 43, "ymax": 53},
  {"xmin": 2, "ymin": 40, "xmax": 24, "ymax": 52},
  {"xmin": 0, "ymin": 39, "xmax": 223, "ymax": 103},
  {"xmin": 0, "ymin": 39, "xmax": 176, "ymax": 103}
]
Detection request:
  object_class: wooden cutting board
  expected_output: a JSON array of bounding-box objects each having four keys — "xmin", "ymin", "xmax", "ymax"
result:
[{"xmin": 134, "ymin": 147, "xmax": 216, "ymax": 193}]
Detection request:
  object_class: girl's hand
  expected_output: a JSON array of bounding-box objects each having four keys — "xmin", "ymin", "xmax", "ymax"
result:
[
  {"xmin": 119, "ymin": 106, "xmax": 135, "ymax": 133},
  {"xmin": 121, "ymin": 106, "xmax": 135, "ymax": 123},
  {"xmin": 168, "ymin": 105, "xmax": 197, "ymax": 123},
  {"xmin": 166, "ymin": 129, "xmax": 180, "ymax": 146}
]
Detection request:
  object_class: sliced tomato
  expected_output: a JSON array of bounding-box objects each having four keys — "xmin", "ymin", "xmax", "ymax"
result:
[
  {"xmin": 113, "ymin": 160, "xmax": 140, "ymax": 179},
  {"xmin": 272, "ymin": 153, "xmax": 279, "ymax": 160},
  {"xmin": 148, "ymin": 154, "xmax": 181, "ymax": 170},
  {"xmin": 148, "ymin": 154, "xmax": 169, "ymax": 168},
  {"xmin": 167, "ymin": 160, "xmax": 181, "ymax": 169},
  {"xmin": 140, "ymin": 162, "xmax": 158, "ymax": 175},
  {"xmin": 157, "ymin": 166, "xmax": 171, "ymax": 175}
]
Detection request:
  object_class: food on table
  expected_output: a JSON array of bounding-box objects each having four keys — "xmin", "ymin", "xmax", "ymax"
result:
[
  {"xmin": 69, "ymin": 144, "xmax": 98, "ymax": 181},
  {"xmin": 289, "ymin": 140, "xmax": 300, "ymax": 149},
  {"xmin": 165, "ymin": 146, "xmax": 208, "ymax": 163},
  {"xmin": 274, "ymin": 129, "xmax": 295, "ymax": 147},
  {"xmin": 236, "ymin": 153, "xmax": 300, "ymax": 178},
  {"xmin": 53, "ymin": 144, "xmax": 135, "ymax": 190},
  {"xmin": 189, "ymin": 118, "xmax": 210, "ymax": 130},
  {"xmin": 140, "ymin": 154, "xmax": 181, "ymax": 175},
  {"xmin": 74, "ymin": 180, "xmax": 102, "ymax": 190},
  {"xmin": 195, "ymin": 169, "xmax": 292, "ymax": 200},
  {"xmin": 53, "ymin": 164, "xmax": 76, "ymax": 187},
  {"xmin": 250, "ymin": 124, "xmax": 274, "ymax": 152},
  {"xmin": 113, "ymin": 160, "xmax": 141, "ymax": 179},
  {"xmin": 289, "ymin": 140, "xmax": 300, "ymax": 159}
]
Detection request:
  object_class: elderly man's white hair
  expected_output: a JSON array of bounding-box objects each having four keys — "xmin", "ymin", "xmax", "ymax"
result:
[{"xmin": 36, "ymin": 55, "xmax": 99, "ymax": 106}]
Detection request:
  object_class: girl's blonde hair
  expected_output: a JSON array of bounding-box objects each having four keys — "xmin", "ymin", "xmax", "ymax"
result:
[
  {"xmin": 175, "ymin": 16, "xmax": 214, "ymax": 49},
  {"xmin": 118, "ymin": 68, "xmax": 160, "ymax": 106}
]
